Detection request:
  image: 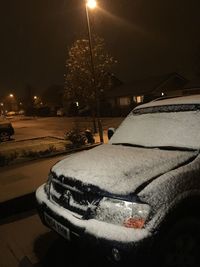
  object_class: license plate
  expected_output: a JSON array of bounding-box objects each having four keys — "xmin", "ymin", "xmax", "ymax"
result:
[{"xmin": 44, "ymin": 213, "xmax": 70, "ymax": 240}]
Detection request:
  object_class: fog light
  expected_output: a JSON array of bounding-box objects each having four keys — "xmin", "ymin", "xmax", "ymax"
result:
[{"xmin": 112, "ymin": 248, "xmax": 121, "ymax": 262}]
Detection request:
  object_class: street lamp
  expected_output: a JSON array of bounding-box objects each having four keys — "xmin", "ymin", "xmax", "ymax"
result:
[
  {"xmin": 85, "ymin": 0, "xmax": 104, "ymax": 143},
  {"xmin": 86, "ymin": 0, "xmax": 97, "ymax": 9},
  {"xmin": 9, "ymin": 94, "xmax": 14, "ymax": 98},
  {"xmin": 0, "ymin": 102, "xmax": 4, "ymax": 115}
]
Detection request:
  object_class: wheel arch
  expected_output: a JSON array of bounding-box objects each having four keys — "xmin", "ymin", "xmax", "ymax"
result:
[{"xmin": 152, "ymin": 193, "xmax": 200, "ymax": 235}]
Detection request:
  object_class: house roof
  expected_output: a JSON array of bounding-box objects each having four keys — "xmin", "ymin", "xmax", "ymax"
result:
[
  {"xmin": 183, "ymin": 78, "xmax": 200, "ymax": 89},
  {"xmin": 106, "ymin": 72, "xmax": 187, "ymax": 98}
]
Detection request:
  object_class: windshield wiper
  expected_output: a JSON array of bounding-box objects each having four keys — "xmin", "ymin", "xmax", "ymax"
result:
[
  {"xmin": 112, "ymin": 143, "xmax": 148, "ymax": 148},
  {"xmin": 155, "ymin": 146, "xmax": 197, "ymax": 152},
  {"xmin": 112, "ymin": 143, "xmax": 198, "ymax": 152}
]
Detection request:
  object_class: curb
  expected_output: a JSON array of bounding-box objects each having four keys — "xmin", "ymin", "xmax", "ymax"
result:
[
  {"xmin": 0, "ymin": 142, "xmax": 101, "ymax": 169},
  {"xmin": 1, "ymin": 135, "xmax": 66, "ymax": 143}
]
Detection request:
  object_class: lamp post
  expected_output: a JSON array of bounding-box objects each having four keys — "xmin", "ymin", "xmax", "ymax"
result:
[
  {"xmin": 0, "ymin": 102, "xmax": 4, "ymax": 116},
  {"xmin": 85, "ymin": 0, "xmax": 104, "ymax": 143},
  {"xmin": 8, "ymin": 93, "xmax": 15, "ymax": 111}
]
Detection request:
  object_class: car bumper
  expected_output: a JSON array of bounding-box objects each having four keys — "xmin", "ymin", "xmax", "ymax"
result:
[
  {"xmin": 0, "ymin": 127, "xmax": 14, "ymax": 136},
  {"xmin": 36, "ymin": 184, "xmax": 154, "ymax": 263}
]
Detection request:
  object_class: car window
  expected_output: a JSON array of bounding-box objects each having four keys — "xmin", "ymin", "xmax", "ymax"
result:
[{"xmin": 109, "ymin": 108, "xmax": 200, "ymax": 150}]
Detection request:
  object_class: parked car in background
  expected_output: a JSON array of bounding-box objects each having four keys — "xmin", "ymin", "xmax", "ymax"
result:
[
  {"xmin": 6, "ymin": 111, "xmax": 16, "ymax": 117},
  {"xmin": 36, "ymin": 94, "xmax": 200, "ymax": 266},
  {"xmin": 0, "ymin": 117, "xmax": 14, "ymax": 141}
]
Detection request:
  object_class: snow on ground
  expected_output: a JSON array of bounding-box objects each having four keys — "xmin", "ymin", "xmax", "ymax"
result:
[
  {"xmin": 0, "ymin": 137, "xmax": 70, "ymax": 167},
  {"xmin": 10, "ymin": 116, "xmax": 124, "ymax": 141},
  {"xmin": 0, "ymin": 116, "xmax": 123, "ymax": 165},
  {"xmin": 0, "ymin": 137, "xmax": 69, "ymax": 154}
]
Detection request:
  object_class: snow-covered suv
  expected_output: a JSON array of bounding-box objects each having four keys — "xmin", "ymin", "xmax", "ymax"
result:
[{"xmin": 36, "ymin": 95, "xmax": 200, "ymax": 266}]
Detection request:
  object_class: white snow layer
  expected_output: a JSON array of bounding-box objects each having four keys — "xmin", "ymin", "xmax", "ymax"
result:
[
  {"xmin": 138, "ymin": 155, "xmax": 200, "ymax": 230},
  {"xmin": 110, "ymin": 111, "xmax": 200, "ymax": 150},
  {"xmin": 51, "ymin": 144, "xmax": 197, "ymax": 195},
  {"xmin": 36, "ymin": 185, "xmax": 150, "ymax": 243}
]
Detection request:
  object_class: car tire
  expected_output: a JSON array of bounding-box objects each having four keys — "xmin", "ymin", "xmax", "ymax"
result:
[
  {"xmin": 0, "ymin": 132, "xmax": 10, "ymax": 142},
  {"xmin": 153, "ymin": 217, "xmax": 200, "ymax": 267}
]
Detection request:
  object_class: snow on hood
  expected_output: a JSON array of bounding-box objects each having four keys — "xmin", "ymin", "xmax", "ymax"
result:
[{"xmin": 52, "ymin": 144, "xmax": 198, "ymax": 195}]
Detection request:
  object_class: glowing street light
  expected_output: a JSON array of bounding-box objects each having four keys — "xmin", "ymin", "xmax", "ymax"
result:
[
  {"xmin": 34, "ymin": 96, "xmax": 38, "ymax": 100},
  {"xmin": 86, "ymin": 0, "xmax": 97, "ymax": 9},
  {"xmin": 9, "ymin": 94, "xmax": 14, "ymax": 98},
  {"xmin": 85, "ymin": 0, "xmax": 104, "ymax": 143}
]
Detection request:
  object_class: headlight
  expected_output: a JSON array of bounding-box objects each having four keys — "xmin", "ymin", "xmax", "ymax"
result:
[
  {"xmin": 44, "ymin": 172, "xmax": 53, "ymax": 198},
  {"xmin": 95, "ymin": 197, "xmax": 151, "ymax": 229}
]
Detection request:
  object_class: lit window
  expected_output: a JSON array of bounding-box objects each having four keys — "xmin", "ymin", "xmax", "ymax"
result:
[
  {"xmin": 133, "ymin": 96, "xmax": 144, "ymax": 104},
  {"xmin": 119, "ymin": 97, "xmax": 131, "ymax": 106}
]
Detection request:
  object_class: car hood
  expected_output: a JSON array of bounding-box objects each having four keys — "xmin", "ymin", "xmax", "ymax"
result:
[{"xmin": 52, "ymin": 144, "xmax": 198, "ymax": 195}]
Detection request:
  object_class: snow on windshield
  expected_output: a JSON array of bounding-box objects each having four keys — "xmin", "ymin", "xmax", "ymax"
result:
[{"xmin": 109, "ymin": 110, "xmax": 200, "ymax": 150}]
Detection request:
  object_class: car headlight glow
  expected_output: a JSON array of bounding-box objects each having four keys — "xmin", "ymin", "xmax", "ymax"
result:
[
  {"xmin": 44, "ymin": 172, "xmax": 53, "ymax": 198},
  {"xmin": 95, "ymin": 197, "xmax": 151, "ymax": 229}
]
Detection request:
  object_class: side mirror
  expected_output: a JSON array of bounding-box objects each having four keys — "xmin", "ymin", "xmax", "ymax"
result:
[{"xmin": 107, "ymin": 127, "xmax": 115, "ymax": 140}]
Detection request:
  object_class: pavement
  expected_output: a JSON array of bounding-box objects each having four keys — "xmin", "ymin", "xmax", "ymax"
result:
[
  {"xmin": 0, "ymin": 212, "xmax": 111, "ymax": 267},
  {"xmin": 0, "ymin": 212, "xmax": 50, "ymax": 267},
  {"xmin": 0, "ymin": 141, "xmax": 104, "ymax": 267}
]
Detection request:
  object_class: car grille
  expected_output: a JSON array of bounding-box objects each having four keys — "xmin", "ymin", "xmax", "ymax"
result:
[{"xmin": 50, "ymin": 178, "xmax": 99, "ymax": 217}]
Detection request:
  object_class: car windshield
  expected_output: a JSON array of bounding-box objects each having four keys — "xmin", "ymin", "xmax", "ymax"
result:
[{"xmin": 109, "ymin": 104, "xmax": 200, "ymax": 150}]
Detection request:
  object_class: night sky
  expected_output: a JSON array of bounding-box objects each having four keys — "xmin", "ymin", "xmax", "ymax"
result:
[{"xmin": 1, "ymin": 0, "xmax": 200, "ymax": 98}]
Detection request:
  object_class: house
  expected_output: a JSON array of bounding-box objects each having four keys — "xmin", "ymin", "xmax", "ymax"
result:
[
  {"xmin": 105, "ymin": 72, "xmax": 188, "ymax": 116},
  {"xmin": 182, "ymin": 79, "xmax": 200, "ymax": 96}
]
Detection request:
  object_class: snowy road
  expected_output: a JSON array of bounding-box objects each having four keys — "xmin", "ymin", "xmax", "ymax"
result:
[{"xmin": 10, "ymin": 116, "xmax": 123, "ymax": 141}]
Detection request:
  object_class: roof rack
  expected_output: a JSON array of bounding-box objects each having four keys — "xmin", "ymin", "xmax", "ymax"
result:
[{"xmin": 151, "ymin": 95, "xmax": 182, "ymax": 102}]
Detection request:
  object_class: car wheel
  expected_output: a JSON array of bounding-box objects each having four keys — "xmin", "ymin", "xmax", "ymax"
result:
[
  {"xmin": 0, "ymin": 132, "xmax": 10, "ymax": 142},
  {"xmin": 154, "ymin": 217, "xmax": 200, "ymax": 267}
]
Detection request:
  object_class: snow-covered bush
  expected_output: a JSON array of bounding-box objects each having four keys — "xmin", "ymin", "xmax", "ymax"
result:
[
  {"xmin": 65, "ymin": 129, "xmax": 95, "ymax": 148},
  {"xmin": 65, "ymin": 129, "xmax": 87, "ymax": 148}
]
